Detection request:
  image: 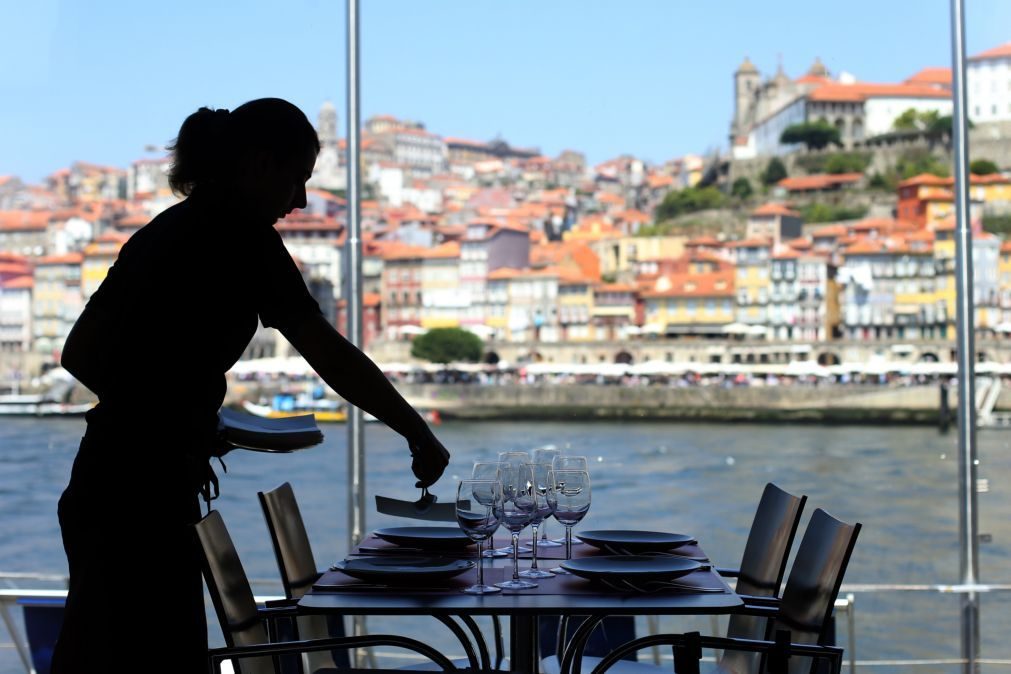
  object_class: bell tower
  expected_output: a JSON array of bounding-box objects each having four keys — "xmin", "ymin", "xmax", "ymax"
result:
[{"xmin": 733, "ymin": 57, "xmax": 760, "ymax": 138}]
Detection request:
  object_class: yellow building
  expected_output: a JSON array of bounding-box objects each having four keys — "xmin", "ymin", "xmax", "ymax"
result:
[
  {"xmin": 640, "ymin": 271, "xmax": 735, "ymax": 338},
  {"xmin": 589, "ymin": 235, "xmax": 686, "ymax": 278},
  {"xmin": 558, "ymin": 271, "xmax": 595, "ymax": 341},
  {"xmin": 81, "ymin": 232, "xmax": 129, "ymax": 298},
  {"xmin": 419, "ymin": 242, "xmax": 462, "ymax": 329},
  {"xmin": 727, "ymin": 238, "xmax": 771, "ymax": 326},
  {"xmin": 590, "ymin": 282, "xmax": 636, "ymax": 340}
]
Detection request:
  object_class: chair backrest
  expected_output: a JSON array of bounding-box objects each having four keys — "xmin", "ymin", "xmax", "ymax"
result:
[
  {"xmin": 259, "ymin": 482, "xmax": 347, "ymax": 671},
  {"xmin": 258, "ymin": 482, "xmax": 319, "ymax": 599},
  {"xmin": 773, "ymin": 508, "xmax": 861, "ymax": 674},
  {"xmin": 735, "ymin": 483, "xmax": 808, "ymax": 599},
  {"xmin": 720, "ymin": 483, "xmax": 806, "ymax": 674},
  {"xmin": 194, "ymin": 510, "xmax": 274, "ymax": 674}
]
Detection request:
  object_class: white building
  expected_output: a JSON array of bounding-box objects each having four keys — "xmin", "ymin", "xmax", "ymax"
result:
[
  {"xmin": 733, "ymin": 58, "xmax": 952, "ymax": 157},
  {"xmin": 0, "ymin": 275, "xmax": 33, "ymax": 353},
  {"xmin": 968, "ymin": 43, "xmax": 1011, "ymax": 123}
]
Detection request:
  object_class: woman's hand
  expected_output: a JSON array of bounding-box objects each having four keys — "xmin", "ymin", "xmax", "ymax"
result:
[{"xmin": 409, "ymin": 426, "xmax": 450, "ymax": 489}]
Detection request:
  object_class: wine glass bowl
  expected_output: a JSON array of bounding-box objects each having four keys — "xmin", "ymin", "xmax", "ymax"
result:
[
  {"xmin": 456, "ymin": 479, "xmax": 503, "ymax": 595},
  {"xmin": 519, "ymin": 463, "xmax": 557, "ymax": 579},
  {"xmin": 549, "ymin": 470, "xmax": 591, "ymax": 575},
  {"xmin": 494, "ymin": 463, "xmax": 538, "ymax": 590},
  {"xmin": 472, "ymin": 462, "xmax": 509, "ymax": 557}
]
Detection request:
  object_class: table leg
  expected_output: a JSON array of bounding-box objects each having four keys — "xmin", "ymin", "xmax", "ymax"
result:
[{"xmin": 511, "ymin": 615, "xmax": 540, "ymax": 673}]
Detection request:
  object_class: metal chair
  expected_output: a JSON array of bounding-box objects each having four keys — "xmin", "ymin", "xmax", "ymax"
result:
[
  {"xmin": 543, "ymin": 483, "xmax": 806, "ymax": 674},
  {"xmin": 259, "ymin": 482, "xmax": 350, "ymax": 673},
  {"xmin": 195, "ymin": 510, "xmax": 457, "ymax": 674},
  {"xmin": 573, "ymin": 508, "xmax": 860, "ymax": 674},
  {"xmin": 716, "ymin": 484, "xmax": 807, "ymax": 674},
  {"xmin": 258, "ymin": 482, "xmax": 507, "ymax": 672}
]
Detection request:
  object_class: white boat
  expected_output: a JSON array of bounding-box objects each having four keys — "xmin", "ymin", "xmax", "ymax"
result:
[{"xmin": 0, "ymin": 393, "xmax": 92, "ymax": 416}]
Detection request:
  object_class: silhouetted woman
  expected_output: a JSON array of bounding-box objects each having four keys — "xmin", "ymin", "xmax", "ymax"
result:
[{"xmin": 51, "ymin": 98, "xmax": 450, "ymax": 673}]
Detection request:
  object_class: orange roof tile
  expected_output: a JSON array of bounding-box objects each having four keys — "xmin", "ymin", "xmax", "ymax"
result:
[
  {"xmin": 777, "ymin": 173, "xmax": 863, "ymax": 191},
  {"xmin": 421, "ymin": 241, "xmax": 461, "ymax": 259},
  {"xmin": 751, "ymin": 202, "xmax": 800, "ymax": 218},
  {"xmin": 646, "ymin": 174, "xmax": 674, "ymax": 189},
  {"xmin": 727, "ymin": 237, "xmax": 773, "ymax": 248},
  {"xmin": 37, "ymin": 253, "xmax": 84, "ymax": 265},
  {"xmin": 0, "ymin": 210, "xmax": 50, "ymax": 231},
  {"xmin": 363, "ymin": 292, "xmax": 381, "ymax": 307},
  {"xmin": 808, "ymin": 82, "xmax": 951, "ymax": 102},
  {"xmin": 772, "ymin": 247, "xmax": 802, "ymax": 260},
  {"xmin": 970, "ymin": 43, "xmax": 1011, "ymax": 61},
  {"xmin": 640, "ymin": 271, "xmax": 735, "ymax": 298},
  {"xmin": 904, "ymin": 67, "xmax": 952, "ymax": 87},
  {"xmin": 2, "ymin": 275, "xmax": 33, "ymax": 289},
  {"xmin": 1001, "ymin": 241, "xmax": 1011, "ymax": 253},
  {"xmin": 898, "ymin": 173, "xmax": 950, "ymax": 188},
  {"xmin": 786, "ymin": 237, "xmax": 813, "ymax": 250}
]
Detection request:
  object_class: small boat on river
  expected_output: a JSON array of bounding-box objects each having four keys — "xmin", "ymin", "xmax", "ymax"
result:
[{"xmin": 242, "ymin": 394, "xmax": 348, "ymax": 422}]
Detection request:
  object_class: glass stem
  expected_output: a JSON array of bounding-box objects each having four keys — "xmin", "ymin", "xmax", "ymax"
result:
[
  {"xmin": 530, "ymin": 524, "xmax": 540, "ymax": 570},
  {"xmin": 476, "ymin": 539, "xmax": 485, "ymax": 587},
  {"xmin": 565, "ymin": 525, "xmax": 573, "ymax": 561},
  {"xmin": 511, "ymin": 532, "xmax": 520, "ymax": 581},
  {"xmin": 541, "ymin": 522, "xmax": 549, "ymax": 541}
]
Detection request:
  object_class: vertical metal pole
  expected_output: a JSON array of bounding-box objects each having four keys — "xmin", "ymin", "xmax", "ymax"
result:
[
  {"xmin": 949, "ymin": 0, "xmax": 980, "ymax": 671},
  {"xmin": 345, "ymin": 0, "xmax": 369, "ymax": 662},
  {"xmin": 345, "ymin": 0, "xmax": 366, "ymax": 553}
]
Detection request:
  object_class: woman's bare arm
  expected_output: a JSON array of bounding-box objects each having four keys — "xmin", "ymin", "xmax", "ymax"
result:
[{"xmin": 283, "ymin": 313, "xmax": 449, "ymax": 486}]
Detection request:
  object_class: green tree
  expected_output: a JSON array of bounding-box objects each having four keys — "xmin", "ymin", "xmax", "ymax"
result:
[
  {"xmin": 800, "ymin": 203, "xmax": 868, "ymax": 223},
  {"xmin": 892, "ymin": 108, "xmax": 921, "ymax": 131},
  {"xmin": 731, "ymin": 177, "xmax": 753, "ymax": 199},
  {"xmin": 983, "ymin": 214, "xmax": 1011, "ymax": 236},
  {"xmin": 895, "ymin": 149, "xmax": 950, "ymax": 179},
  {"xmin": 760, "ymin": 158, "xmax": 788, "ymax": 186},
  {"xmin": 780, "ymin": 120, "xmax": 842, "ymax": 150},
  {"xmin": 410, "ymin": 327, "xmax": 483, "ymax": 364},
  {"xmin": 654, "ymin": 186, "xmax": 726, "ymax": 222},
  {"xmin": 823, "ymin": 153, "xmax": 871, "ymax": 174},
  {"xmin": 971, "ymin": 159, "xmax": 1000, "ymax": 175}
]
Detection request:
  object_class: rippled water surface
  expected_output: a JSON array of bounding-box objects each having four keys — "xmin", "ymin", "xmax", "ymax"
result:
[{"xmin": 1, "ymin": 417, "xmax": 1010, "ymax": 673}]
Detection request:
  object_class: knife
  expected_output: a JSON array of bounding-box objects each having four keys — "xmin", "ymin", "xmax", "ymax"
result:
[{"xmin": 374, "ymin": 494, "xmax": 458, "ymax": 522}]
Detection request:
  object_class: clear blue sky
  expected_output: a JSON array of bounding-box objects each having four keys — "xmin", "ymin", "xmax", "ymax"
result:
[{"xmin": 1, "ymin": 0, "xmax": 1008, "ymax": 183}]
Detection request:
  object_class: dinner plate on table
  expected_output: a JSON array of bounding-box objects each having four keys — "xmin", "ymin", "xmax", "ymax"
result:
[
  {"xmin": 575, "ymin": 530, "xmax": 696, "ymax": 554},
  {"xmin": 561, "ymin": 555, "xmax": 701, "ymax": 582},
  {"xmin": 372, "ymin": 526, "xmax": 474, "ymax": 550},
  {"xmin": 333, "ymin": 557, "xmax": 475, "ymax": 584}
]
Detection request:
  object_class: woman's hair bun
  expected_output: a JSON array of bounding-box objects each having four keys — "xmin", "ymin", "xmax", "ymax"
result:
[{"xmin": 167, "ymin": 99, "xmax": 319, "ymax": 197}]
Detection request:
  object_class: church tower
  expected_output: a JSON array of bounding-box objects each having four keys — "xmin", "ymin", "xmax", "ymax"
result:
[
  {"xmin": 309, "ymin": 101, "xmax": 344, "ymax": 191},
  {"xmin": 318, "ymin": 100, "xmax": 338, "ymax": 149},
  {"xmin": 733, "ymin": 57, "xmax": 760, "ymax": 138}
]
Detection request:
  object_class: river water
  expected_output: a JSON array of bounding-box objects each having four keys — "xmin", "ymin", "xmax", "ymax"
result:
[{"xmin": 1, "ymin": 417, "xmax": 1010, "ymax": 673}]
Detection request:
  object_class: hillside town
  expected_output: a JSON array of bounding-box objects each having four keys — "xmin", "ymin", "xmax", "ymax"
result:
[{"xmin": 3, "ymin": 43, "xmax": 1011, "ymax": 376}]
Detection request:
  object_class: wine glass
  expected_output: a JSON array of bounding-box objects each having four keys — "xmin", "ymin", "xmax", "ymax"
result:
[
  {"xmin": 518, "ymin": 464, "xmax": 557, "ymax": 579},
  {"xmin": 494, "ymin": 463, "xmax": 538, "ymax": 590},
  {"xmin": 456, "ymin": 479, "xmax": 503, "ymax": 595},
  {"xmin": 472, "ymin": 462, "xmax": 509, "ymax": 558},
  {"xmin": 552, "ymin": 455, "xmax": 588, "ymax": 472},
  {"xmin": 532, "ymin": 448, "xmax": 562, "ymax": 548},
  {"xmin": 497, "ymin": 452, "xmax": 532, "ymax": 553},
  {"xmin": 550, "ymin": 456, "xmax": 588, "ymax": 543},
  {"xmin": 549, "ymin": 470, "xmax": 591, "ymax": 575}
]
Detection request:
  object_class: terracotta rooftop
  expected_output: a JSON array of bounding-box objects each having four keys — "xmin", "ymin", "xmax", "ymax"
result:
[
  {"xmin": 777, "ymin": 173, "xmax": 863, "ymax": 192},
  {"xmin": 751, "ymin": 203, "xmax": 800, "ymax": 218}
]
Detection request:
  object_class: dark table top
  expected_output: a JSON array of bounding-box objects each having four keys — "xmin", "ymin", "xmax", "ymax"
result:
[{"xmin": 299, "ymin": 536, "xmax": 743, "ymax": 617}]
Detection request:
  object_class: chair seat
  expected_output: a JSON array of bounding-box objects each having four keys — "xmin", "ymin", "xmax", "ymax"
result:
[{"xmin": 541, "ymin": 655, "xmax": 668, "ymax": 673}]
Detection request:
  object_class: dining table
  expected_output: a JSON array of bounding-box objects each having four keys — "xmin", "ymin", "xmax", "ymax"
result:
[{"xmin": 298, "ymin": 532, "xmax": 744, "ymax": 673}]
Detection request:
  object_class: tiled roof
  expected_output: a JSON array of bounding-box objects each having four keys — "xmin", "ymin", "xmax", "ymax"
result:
[
  {"xmin": 970, "ymin": 42, "xmax": 1011, "ymax": 61},
  {"xmin": 2, "ymin": 275, "xmax": 33, "ymax": 290},
  {"xmin": 904, "ymin": 67, "xmax": 952, "ymax": 86},
  {"xmin": 811, "ymin": 224, "xmax": 848, "ymax": 238},
  {"xmin": 808, "ymin": 82, "xmax": 951, "ymax": 102},
  {"xmin": 777, "ymin": 173, "xmax": 863, "ymax": 191},
  {"xmin": 0, "ymin": 210, "xmax": 50, "ymax": 231},
  {"xmin": 37, "ymin": 253, "xmax": 84, "ymax": 265},
  {"xmin": 751, "ymin": 203, "xmax": 800, "ymax": 217},
  {"xmin": 640, "ymin": 271, "xmax": 735, "ymax": 298}
]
